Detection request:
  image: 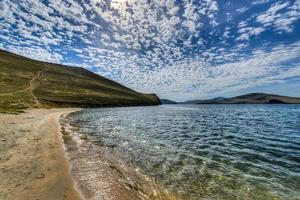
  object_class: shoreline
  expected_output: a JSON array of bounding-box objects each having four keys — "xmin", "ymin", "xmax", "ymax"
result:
[
  {"xmin": 61, "ymin": 112, "xmax": 149, "ymax": 200},
  {"xmin": 0, "ymin": 108, "xmax": 83, "ymax": 200},
  {"xmin": 0, "ymin": 108, "xmax": 179, "ymax": 200},
  {"xmin": 61, "ymin": 110, "xmax": 180, "ymax": 200}
]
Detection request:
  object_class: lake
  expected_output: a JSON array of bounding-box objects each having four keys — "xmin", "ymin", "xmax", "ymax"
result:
[{"xmin": 64, "ymin": 104, "xmax": 300, "ymax": 200}]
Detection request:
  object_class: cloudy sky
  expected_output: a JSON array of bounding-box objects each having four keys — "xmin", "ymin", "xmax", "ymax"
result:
[{"xmin": 1, "ymin": 0, "xmax": 300, "ymax": 100}]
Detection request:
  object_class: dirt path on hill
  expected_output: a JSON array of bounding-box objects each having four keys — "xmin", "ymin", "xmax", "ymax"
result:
[
  {"xmin": 0, "ymin": 70, "xmax": 44, "ymax": 96},
  {"xmin": 0, "ymin": 70, "xmax": 44, "ymax": 106}
]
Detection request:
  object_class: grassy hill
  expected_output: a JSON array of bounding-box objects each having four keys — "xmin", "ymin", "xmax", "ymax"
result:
[
  {"xmin": 182, "ymin": 93, "xmax": 300, "ymax": 104},
  {"xmin": 0, "ymin": 50, "xmax": 160, "ymax": 113}
]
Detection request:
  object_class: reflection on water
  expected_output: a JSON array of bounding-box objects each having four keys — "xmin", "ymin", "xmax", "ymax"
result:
[{"xmin": 65, "ymin": 105, "xmax": 300, "ymax": 200}]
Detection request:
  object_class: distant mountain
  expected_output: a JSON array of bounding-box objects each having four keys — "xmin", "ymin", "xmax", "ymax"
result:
[
  {"xmin": 160, "ymin": 99, "xmax": 177, "ymax": 104},
  {"xmin": 183, "ymin": 97, "xmax": 227, "ymax": 104},
  {"xmin": 182, "ymin": 93, "xmax": 300, "ymax": 104},
  {"xmin": 0, "ymin": 50, "xmax": 160, "ymax": 113}
]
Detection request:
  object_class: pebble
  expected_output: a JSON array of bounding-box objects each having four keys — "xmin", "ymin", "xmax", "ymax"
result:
[{"xmin": 36, "ymin": 174, "xmax": 45, "ymax": 179}]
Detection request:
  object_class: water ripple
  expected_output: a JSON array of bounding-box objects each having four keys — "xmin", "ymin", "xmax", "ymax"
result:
[{"xmin": 67, "ymin": 104, "xmax": 300, "ymax": 200}]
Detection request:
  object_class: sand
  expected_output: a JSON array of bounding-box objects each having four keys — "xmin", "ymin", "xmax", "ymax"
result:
[{"xmin": 0, "ymin": 108, "xmax": 83, "ymax": 200}]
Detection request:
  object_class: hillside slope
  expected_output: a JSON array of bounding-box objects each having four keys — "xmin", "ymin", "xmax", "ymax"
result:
[
  {"xmin": 182, "ymin": 93, "xmax": 300, "ymax": 104},
  {"xmin": 0, "ymin": 50, "xmax": 160, "ymax": 113}
]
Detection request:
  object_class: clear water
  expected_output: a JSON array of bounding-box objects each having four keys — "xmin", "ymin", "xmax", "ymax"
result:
[{"xmin": 67, "ymin": 105, "xmax": 300, "ymax": 200}]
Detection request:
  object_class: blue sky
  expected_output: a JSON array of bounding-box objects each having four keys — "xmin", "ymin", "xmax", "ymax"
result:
[{"xmin": 0, "ymin": 0, "xmax": 300, "ymax": 101}]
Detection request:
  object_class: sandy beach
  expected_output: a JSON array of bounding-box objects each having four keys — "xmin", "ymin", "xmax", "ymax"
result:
[
  {"xmin": 0, "ymin": 108, "xmax": 173, "ymax": 200},
  {"xmin": 0, "ymin": 108, "xmax": 83, "ymax": 200}
]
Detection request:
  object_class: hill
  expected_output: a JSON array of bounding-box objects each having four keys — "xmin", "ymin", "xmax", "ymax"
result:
[
  {"xmin": 182, "ymin": 93, "xmax": 300, "ymax": 104},
  {"xmin": 0, "ymin": 50, "xmax": 160, "ymax": 113},
  {"xmin": 160, "ymin": 99, "xmax": 177, "ymax": 104}
]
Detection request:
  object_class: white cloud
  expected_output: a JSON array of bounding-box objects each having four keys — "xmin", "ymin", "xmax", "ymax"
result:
[
  {"xmin": 256, "ymin": 1, "xmax": 300, "ymax": 33},
  {"xmin": 252, "ymin": 0, "xmax": 269, "ymax": 5},
  {"xmin": 1, "ymin": 0, "xmax": 300, "ymax": 100},
  {"xmin": 236, "ymin": 7, "xmax": 248, "ymax": 13},
  {"xmin": 7, "ymin": 46, "xmax": 63, "ymax": 63},
  {"xmin": 237, "ymin": 27, "xmax": 265, "ymax": 41}
]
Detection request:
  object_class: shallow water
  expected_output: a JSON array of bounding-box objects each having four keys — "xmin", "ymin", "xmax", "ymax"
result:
[{"xmin": 66, "ymin": 104, "xmax": 300, "ymax": 200}]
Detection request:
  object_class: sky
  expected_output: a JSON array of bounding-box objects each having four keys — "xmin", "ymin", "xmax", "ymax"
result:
[{"xmin": 0, "ymin": 0, "xmax": 300, "ymax": 101}]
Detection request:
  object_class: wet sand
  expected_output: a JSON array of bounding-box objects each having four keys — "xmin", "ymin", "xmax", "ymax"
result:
[{"xmin": 0, "ymin": 108, "xmax": 83, "ymax": 200}]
